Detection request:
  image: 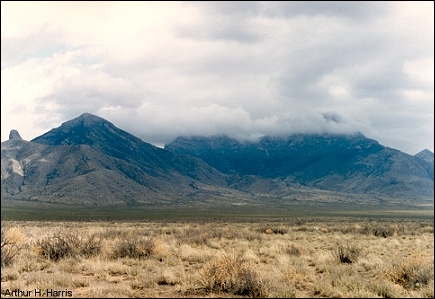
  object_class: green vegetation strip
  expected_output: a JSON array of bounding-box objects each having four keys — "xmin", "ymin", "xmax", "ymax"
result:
[{"xmin": 2, "ymin": 203, "xmax": 433, "ymax": 221}]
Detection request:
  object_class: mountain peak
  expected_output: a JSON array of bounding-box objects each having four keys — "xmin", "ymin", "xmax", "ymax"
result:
[
  {"xmin": 67, "ymin": 113, "xmax": 108, "ymax": 126},
  {"xmin": 30, "ymin": 112, "xmax": 165, "ymax": 163},
  {"xmin": 415, "ymin": 149, "xmax": 434, "ymax": 164},
  {"xmin": 8, "ymin": 130, "xmax": 22, "ymax": 140},
  {"xmin": 416, "ymin": 149, "xmax": 433, "ymax": 155},
  {"xmin": 30, "ymin": 113, "xmax": 115, "ymax": 146}
]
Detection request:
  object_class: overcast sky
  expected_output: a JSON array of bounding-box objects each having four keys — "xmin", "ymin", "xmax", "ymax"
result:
[{"xmin": 1, "ymin": 1, "xmax": 433, "ymax": 155}]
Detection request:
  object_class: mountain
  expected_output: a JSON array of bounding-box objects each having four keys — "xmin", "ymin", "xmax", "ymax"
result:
[
  {"xmin": 30, "ymin": 113, "xmax": 227, "ymax": 185},
  {"xmin": 2, "ymin": 113, "xmax": 238, "ymax": 205},
  {"xmin": 415, "ymin": 149, "xmax": 434, "ymax": 164},
  {"xmin": 165, "ymin": 134, "xmax": 434, "ymax": 199},
  {"xmin": 2, "ymin": 113, "xmax": 433, "ymax": 208}
]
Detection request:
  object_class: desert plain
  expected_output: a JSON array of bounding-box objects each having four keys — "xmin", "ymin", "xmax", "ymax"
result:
[{"xmin": 1, "ymin": 211, "xmax": 434, "ymax": 298}]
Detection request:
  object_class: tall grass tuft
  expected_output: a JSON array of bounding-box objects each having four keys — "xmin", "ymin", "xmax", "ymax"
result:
[
  {"xmin": 332, "ymin": 242, "xmax": 361, "ymax": 264},
  {"xmin": 199, "ymin": 253, "xmax": 268, "ymax": 298},
  {"xmin": 1, "ymin": 226, "xmax": 26, "ymax": 266}
]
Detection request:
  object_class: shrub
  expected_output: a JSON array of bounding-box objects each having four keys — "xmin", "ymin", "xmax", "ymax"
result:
[
  {"xmin": 387, "ymin": 257, "xmax": 434, "ymax": 289},
  {"xmin": 368, "ymin": 281, "xmax": 402, "ymax": 298},
  {"xmin": 36, "ymin": 232, "xmax": 103, "ymax": 261},
  {"xmin": 112, "ymin": 237, "xmax": 154, "ymax": 259},
  {"xmin": 285, "ymin": 245, "xmax": 301, "ymax": 256},
  {"xmin": 260, "ymin": 227, "xmax": 288, "ymax": 235},
  {"xmin": 360, "ymin": 223, "xmax": 397, "ymax": 237},
  {"xmin": 373, "ymin": 226, "xmax": 396, "ymax": 238},
  {"xmin": 183, "ymin": 228, "xmax": 210, "ymax": 245},
  {"xmin": 272, "ymin": 227, "xmax": 288, "ymax": 234},
  {"xmin": 1, "ymin": 226, "xmax": 26, "ymax": 266},
  {"xmin": 332, "ymin": 242, "xmax": 361, "ymax": 264},
  {"xmin": 199, "ymin": 253, "xmax": 268, "ymax": 298},
  {"xmin": 80, "ymin": 234, "xmax": 104, "ymax": 257}
]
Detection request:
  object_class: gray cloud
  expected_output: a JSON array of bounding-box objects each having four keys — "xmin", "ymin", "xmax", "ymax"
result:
[
  {"xmin": 192, "ymin": 1, "xmax": 388, "ymax": 20},
  {"xmin": 1, "ymin": 2, "xmax": 433, "ymax": 155}
]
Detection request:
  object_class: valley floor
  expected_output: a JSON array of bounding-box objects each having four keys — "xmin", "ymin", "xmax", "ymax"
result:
[{"xmin": 1, "ymin": 218, "xmax": 434, "ymax": 298}]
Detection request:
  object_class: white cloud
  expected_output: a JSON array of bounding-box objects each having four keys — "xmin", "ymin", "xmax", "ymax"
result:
[{"xmin": 1, "ymin": 1, "xmax": 433, "ymax": 155}]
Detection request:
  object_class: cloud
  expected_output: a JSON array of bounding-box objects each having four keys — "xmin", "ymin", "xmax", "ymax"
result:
[{"xmin": 1, "ymin": 2, "xmax": 433, "ymax": 155}]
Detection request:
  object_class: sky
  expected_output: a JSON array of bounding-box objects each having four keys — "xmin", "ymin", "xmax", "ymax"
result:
[{"xmin": 1, "ymin": 1, "xmax": 434, "ymax": 155}]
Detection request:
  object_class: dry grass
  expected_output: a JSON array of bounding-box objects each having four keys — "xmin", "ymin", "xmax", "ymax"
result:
[
  {"xmin": 35, "ymin": 232, "xmax": 103, "ymax": 261},
  {"xmin": 332, "ymin": 241, "xmax": 362, "ymax": 264},
  {"xmin": 198, "ymin": 253, "xmax": 268, "ymax": 297},
  {"xmin": 1, "ymin": 226, "xmax": 26, "ymax": 266},
  {"xmin": 1, "ymin": 218, "xmax": 433, "ymax": 298},
  {"xmin": 386, "ymin": 255, "xmax": 434, "ymax": 290}
]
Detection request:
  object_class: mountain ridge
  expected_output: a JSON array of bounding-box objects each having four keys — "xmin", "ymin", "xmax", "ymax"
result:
[
  {"xmin": 2, "ymin": 113, "xmax": 433, "ymax": 207},
  {"xmin": 166, "ymin": 134, "xmax": 434, "ymax": 199}
]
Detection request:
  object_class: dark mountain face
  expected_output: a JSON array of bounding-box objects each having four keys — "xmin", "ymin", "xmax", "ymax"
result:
[
  {"xmin": 166, "ymin": 134, "xmax": 434, "ymax": 199},
  {"xmin": 31, "ymin": 113, "xmax": 168, "ymax": 169},
  {"xmin": 165, "ymin": 133, "xmax": 383, "ymax": 178}
]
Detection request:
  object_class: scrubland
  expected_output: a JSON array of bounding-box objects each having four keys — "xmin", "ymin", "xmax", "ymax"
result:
[{"xmin": 1, "ymin": 218, "xmax": 434, "ymax": 298}]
